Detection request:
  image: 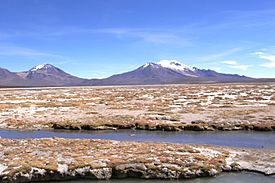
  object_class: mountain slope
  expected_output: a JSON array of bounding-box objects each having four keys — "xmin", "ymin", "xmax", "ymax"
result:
[
  {"xmin": 17, "ymin": 64, "xmax": 87, "ymax": 86},
  {"xmin": 0, "ymin": 67, "xmax": 29, "ymax": 86},
  {"xmin": 192, "ymin": 67, "xmax": 254, "ymax": 83}
]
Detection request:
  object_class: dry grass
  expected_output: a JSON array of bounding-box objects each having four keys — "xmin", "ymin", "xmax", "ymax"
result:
[{"xmin": 0, "ymin": 83, "xmax": 274, "ymax": 131}]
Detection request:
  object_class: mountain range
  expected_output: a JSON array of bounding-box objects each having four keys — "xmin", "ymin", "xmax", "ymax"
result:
[{"xmin": 0, "ymin": 60, "xmax": 274, "ymax": 86}]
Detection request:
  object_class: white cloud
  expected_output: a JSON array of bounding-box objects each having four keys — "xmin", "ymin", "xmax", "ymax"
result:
[
  {"xmin": 222, "ymin": 60, "xmax": 237, "ymax": 65},
  {"xmin": 0, "ymin": 44, "xmax": 74, "ymax": 66},
  {"xmin": 0, "ymin": 45, "xmax": 62, "ymax": 58},
  {"xmin": 229, "ymin": 65, "xmax": 252, "ymax": 70},
  {"xmin": 222, "ymin": 60, "xmax": 252, "ymax": 70},
  {"xmin": 97, "ymin": 28, "xmax": 190, "ymax": 45},
  {"xmin": 196, "ymin": 47, "xmax": 245, "ymax": 62},
  {"xmin": 254, "ymin": 51, "xmax": 264, "ymax": 55},
  {"xmin": 261, "ymin": 62, "xmax": 275, "ymax": 68},
  {"xmin": 254, "ymin": 51, "xmax": 275, "ymax": 68}
]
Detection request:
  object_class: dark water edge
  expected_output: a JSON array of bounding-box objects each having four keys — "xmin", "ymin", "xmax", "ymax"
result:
[
  {"xmin": 45, "ymin": 172, "xmax": 275, "ymax": 183},
  {"xmin": 1, "ymin": 129, "xmax": 275, "ymax": 149}
]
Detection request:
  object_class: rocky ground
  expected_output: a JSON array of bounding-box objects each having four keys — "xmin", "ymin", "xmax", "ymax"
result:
[
  {"xmin": 0, "ymin": 83, "xmax": 274, "ymax": 131},
  {"xmin": 0, "ymin": 138, "xmax": 274, "ymax": 183}
]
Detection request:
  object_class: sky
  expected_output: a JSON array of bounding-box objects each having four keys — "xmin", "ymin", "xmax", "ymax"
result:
[{"xmin": 0, "ymin": 0, "xmax": 275, "ymax": 78}]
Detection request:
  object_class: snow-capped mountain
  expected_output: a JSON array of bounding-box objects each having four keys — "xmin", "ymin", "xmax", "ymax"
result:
[
  {"xmin": 16, "ymin": 64, "xmax": 87, "ymax": 86},
  {"xmin": 27, "ymin": 64, "xmax": 69, "ymax": 77},
  {"xmin": 96, "ymin": 60, "xmax": 254, "ymax": 85},
  {"xmin": 94, "ymin": 62, "xmax": 189, "ymax": 85}
]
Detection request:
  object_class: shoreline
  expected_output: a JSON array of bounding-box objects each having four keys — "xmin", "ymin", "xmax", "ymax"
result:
[
  {"xmin": 2, "ymin": 120, "xmax": 275, "ymax": 132},
  {"xmin": 50, "ymin": 121, "xmax": 275, "ymax": 132}
]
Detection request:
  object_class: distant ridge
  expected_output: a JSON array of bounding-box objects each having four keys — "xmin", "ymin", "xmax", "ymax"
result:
[
  {"xmin": 86, "ymin": 60, "xmax": 254, "ymax": 85},
  {"xmin": 0, "ymin": 61, "xmax": 274, "ymax": 86}
]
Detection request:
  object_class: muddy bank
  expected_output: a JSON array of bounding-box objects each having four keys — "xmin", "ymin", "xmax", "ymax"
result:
[
  {"xmin": 0, "ymin": 138, "xmax": 274, "ymax": 182},
  {"xmin": 50, "ymin": 118, "xmax": 275, "ymax": 132}
]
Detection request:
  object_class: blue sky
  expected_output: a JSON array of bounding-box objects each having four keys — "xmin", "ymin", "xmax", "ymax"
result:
[{"xmin": 0, "ymin": 0, "xmax": 275, "ymax": 78}]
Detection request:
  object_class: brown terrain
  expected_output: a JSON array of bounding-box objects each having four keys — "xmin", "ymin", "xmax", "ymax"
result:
[
  {"xmin": 0, "ymin": 83, "xmax": 274, "ymax": 131},
  {"xmin": 0, "ymin": 138, "xmax": 274, "ymax": 182}
]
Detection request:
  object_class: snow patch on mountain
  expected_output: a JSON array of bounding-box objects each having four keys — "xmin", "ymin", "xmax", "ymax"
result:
[
  {"xmin": 157, "ymin": 60, "xmax": 198, "ymax": 77},
  {"xmin": 30, "ymin": 64, "xmax": 55, "ymax": 72},
  {"xmin": 142, "ymin": 63, "xmax": 151, "ymax": 68},
  {"xmin": 142, "ymin": 63, "xmax": 149, "ymax": 68},
  {"xmin": 158, "ymin": 60, "xmax": 190, "ymax": 70},
  {"xmin": 31, "ymin": 64, "xmax": 46, "ymax": 71},
  {"xmin": 142, "ymin": 62, "xmax": 161, "ymax": 69}
]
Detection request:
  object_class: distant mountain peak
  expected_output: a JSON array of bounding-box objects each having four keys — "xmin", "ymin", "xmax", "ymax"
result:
[
  {"xmin": 142, "ymin": 62, "xmax": 160, "ymax": 68},
  {"xmin": 30, "ymin": 64, "xmax": 55, "ymax": 72}
]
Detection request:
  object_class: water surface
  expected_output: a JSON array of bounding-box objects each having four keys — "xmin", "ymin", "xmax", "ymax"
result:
[
  {"xmin": 47, "ymin": 172, "xmax": 275, "ymax": 183},
  {"xmin": 1, "ymin": 129, "xmax": 274, "ymax": 149}
]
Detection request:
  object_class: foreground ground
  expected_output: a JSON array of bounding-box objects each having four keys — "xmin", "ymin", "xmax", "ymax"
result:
[
  {"xmin": 0, "ymin": 83, "xmax": 274, "ymax": 131},
  {"xmin": 0, "ymin": 138, "xmax": 274, "ymax": 183}
]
